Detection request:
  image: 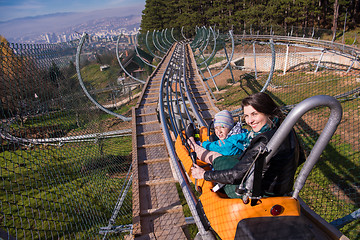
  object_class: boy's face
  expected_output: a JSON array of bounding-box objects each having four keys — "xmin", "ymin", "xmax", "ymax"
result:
[{"xmin": 214, "ymin": 126, "xmax": 231, "ymax": 140}]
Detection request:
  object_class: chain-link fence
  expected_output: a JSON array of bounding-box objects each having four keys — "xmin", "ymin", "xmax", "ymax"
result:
[{"xmin": 1, "ymin": 37, "xmax": 134, "ymax": 239}]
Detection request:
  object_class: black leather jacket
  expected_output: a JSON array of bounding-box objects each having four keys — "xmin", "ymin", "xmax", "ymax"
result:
[{"xmin": 204, "ymin": 128, "xmax": 301, "ymax": 196}]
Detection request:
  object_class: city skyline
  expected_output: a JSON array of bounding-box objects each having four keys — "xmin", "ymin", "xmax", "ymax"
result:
[
  {"xmin": 2, "ymin": 13, "xmax": 141, "ymax": 44},
  {"xmin": 0, "ymin": 3, "xmax": 144, "ymax": 43},
  {"xmin": 0, "ymin": 0, "xmax": 146, "ymax": 22}
]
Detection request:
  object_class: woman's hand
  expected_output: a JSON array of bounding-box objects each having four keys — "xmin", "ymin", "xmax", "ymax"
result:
[{"xmin": 191, "ymin": 164, "xmax": 205, "ymax": 179}]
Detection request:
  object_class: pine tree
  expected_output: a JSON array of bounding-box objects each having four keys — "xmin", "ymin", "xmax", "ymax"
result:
[
  {"xmin": 140, "ymin": 0, "xmax": 168, "ymax": 31},
  {"xmin": 139, "ymin": 0, "xmax": 359, "ymax": 36}
]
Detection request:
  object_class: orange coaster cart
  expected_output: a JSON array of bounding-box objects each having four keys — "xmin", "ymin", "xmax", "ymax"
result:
[
  {"xmin": 175, "ymin": 95, "xmax": 346, "ymax": 240},
  {"xmin": 175, "ymin": 128, "xmax": 302, "ymax": 240}
]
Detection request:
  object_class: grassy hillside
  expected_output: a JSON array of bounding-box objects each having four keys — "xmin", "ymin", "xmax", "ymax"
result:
[{"xmin": 80, "ymin": 64, "xmax": 121, "ymax": 89}]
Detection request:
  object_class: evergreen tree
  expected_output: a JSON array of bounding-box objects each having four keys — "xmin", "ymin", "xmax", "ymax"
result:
[
  {"xmin": 349, "ymin": 0, "xmax": 360, "ymax": 28},
  {"xmin": 177, "ymin": 0, "xmax": 208, "ymax": 37},
  {"xmin": 140, "ymin": 0, "xmax": 359, "ymax": 34},
  {"xmin": 140, "ymin": 0, "xmax": 168, "ymax": 31}
]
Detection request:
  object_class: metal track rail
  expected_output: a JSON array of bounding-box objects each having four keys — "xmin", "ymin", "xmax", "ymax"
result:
[
  {"xmin": 158, "ymin": 41, "xmax": 219, "ymax": 239},
  {"xmin": 131, "ymin": 43, "xmax": 188, "ymax": 239},
  {"xmin": 131, "ymin": 37, "xmax": 221, "ymax": 238},
  {"xmin": 184, "ymin": 43, "xmax": 219, "ymax": 127},
  {"xmin": 236, "ymin": 34, "xmax": 360, "ymax": 58}
]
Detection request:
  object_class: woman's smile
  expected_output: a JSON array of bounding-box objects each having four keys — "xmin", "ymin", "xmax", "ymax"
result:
[{"xmin": 243, "ymin": 105, "xmax": 269, "ymax": 132}]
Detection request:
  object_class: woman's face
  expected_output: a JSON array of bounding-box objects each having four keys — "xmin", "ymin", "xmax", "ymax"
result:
[
  {"xmin": 214, "ymin": 126, "xmax": 231, "ymax": 140},
  {"xmin": 243, "ymin": 105, "xmax": 269, "ymax": 132}
]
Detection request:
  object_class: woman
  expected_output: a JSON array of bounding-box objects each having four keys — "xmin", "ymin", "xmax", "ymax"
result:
[{"xmin": 189, "ymin": 92, "xmax": 302, "ymax": 198}]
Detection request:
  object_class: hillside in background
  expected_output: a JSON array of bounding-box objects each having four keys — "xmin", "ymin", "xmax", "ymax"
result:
[{"xmin": 0, "ymin": 5, "xmax": 143, "ymax": 43}]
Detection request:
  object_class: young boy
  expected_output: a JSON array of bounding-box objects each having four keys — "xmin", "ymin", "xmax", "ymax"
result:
[{"xmin": 187, "ymin": 110, "xmax": 248, "ymax": 156}]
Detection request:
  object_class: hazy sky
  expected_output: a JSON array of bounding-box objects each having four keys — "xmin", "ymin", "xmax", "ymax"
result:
[{"xmin": 0, "ymin": 0, "xmax": 146, "ymax": 21}]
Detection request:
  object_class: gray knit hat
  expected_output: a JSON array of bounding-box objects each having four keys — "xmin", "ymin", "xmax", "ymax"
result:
[{"xmin": 214, "ymin": 110, "xmax": 234, "ymax": 129}]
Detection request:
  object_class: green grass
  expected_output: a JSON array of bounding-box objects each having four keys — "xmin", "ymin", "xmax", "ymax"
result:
[
  {"xmin": 176, "ymin": 183, "xmax": 199, "ymax": 239},
  {"xmin": 1, "ymin": 95, "xmax": 135, "ymax": 238},
  {"xmin": 1, "ymin": 139, "xmax": 133, "ymax": 239},
  {"xmin": 1, "ymin": 54, "xmax": 139, "ymax": 238},
  {"xmin": 215, "ymin": 71, "xmax": 360, "ymax": 108},
  {"xmin": 80, "ymin": 64, "xmax": 121, "ymax": 89},
  {"xmin": 297, "ymin": 136, "xmax": 359, "ymax": 237},
  {"xmin": 196, "ymin": 56, "xmax": 226, "ymax": 67}
]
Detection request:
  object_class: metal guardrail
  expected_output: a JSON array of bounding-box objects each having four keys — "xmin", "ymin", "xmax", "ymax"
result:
[
  {"xmin": 116, "ymin": 34, "xmax": 146, "ymax": 84},
  {"xmin": 236, "ymin": 34, "xmax": 360, "ymax": 57},
  {"xmin": 264, "ymin": 95, "xmax": 343, "ymax": 199},
  {"xmin": 135, "ymin": 33, "xmax": 156, "ymax": 68},
  {"xmin": 76, "ymin": 33, "xmax": 132, "ymax": 121},
  {"xmin": 0, "ymin": 128, "xmax": 131, "ymax": 146},
  {"xmin": 145, "ymin": 30, "xmax": 163, "ymax": 60},
  {"xmin": 158, "ymin": 42, "xmax": 216, "ymax": 239},
  {"xmin": 202, "ymin": 30, "xmax": 235, "ymax": 81}
]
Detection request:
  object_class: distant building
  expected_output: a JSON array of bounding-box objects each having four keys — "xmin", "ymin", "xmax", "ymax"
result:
[
  {"xmin": 45, "ymin": 33, "xmax": 56, "ymax": 43},
  {"xmin": 119, "ymin": 49, "xmax": 153, "ymax": 78},
  {"xmin": 61, "ymin": 35, "xmax": 67, "ymax": 42}
]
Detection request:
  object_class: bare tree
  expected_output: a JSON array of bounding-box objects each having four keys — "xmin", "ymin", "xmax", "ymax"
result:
[{"xmin": 332, "ymin": 0, "xmax": 339, "ymax": 41}]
